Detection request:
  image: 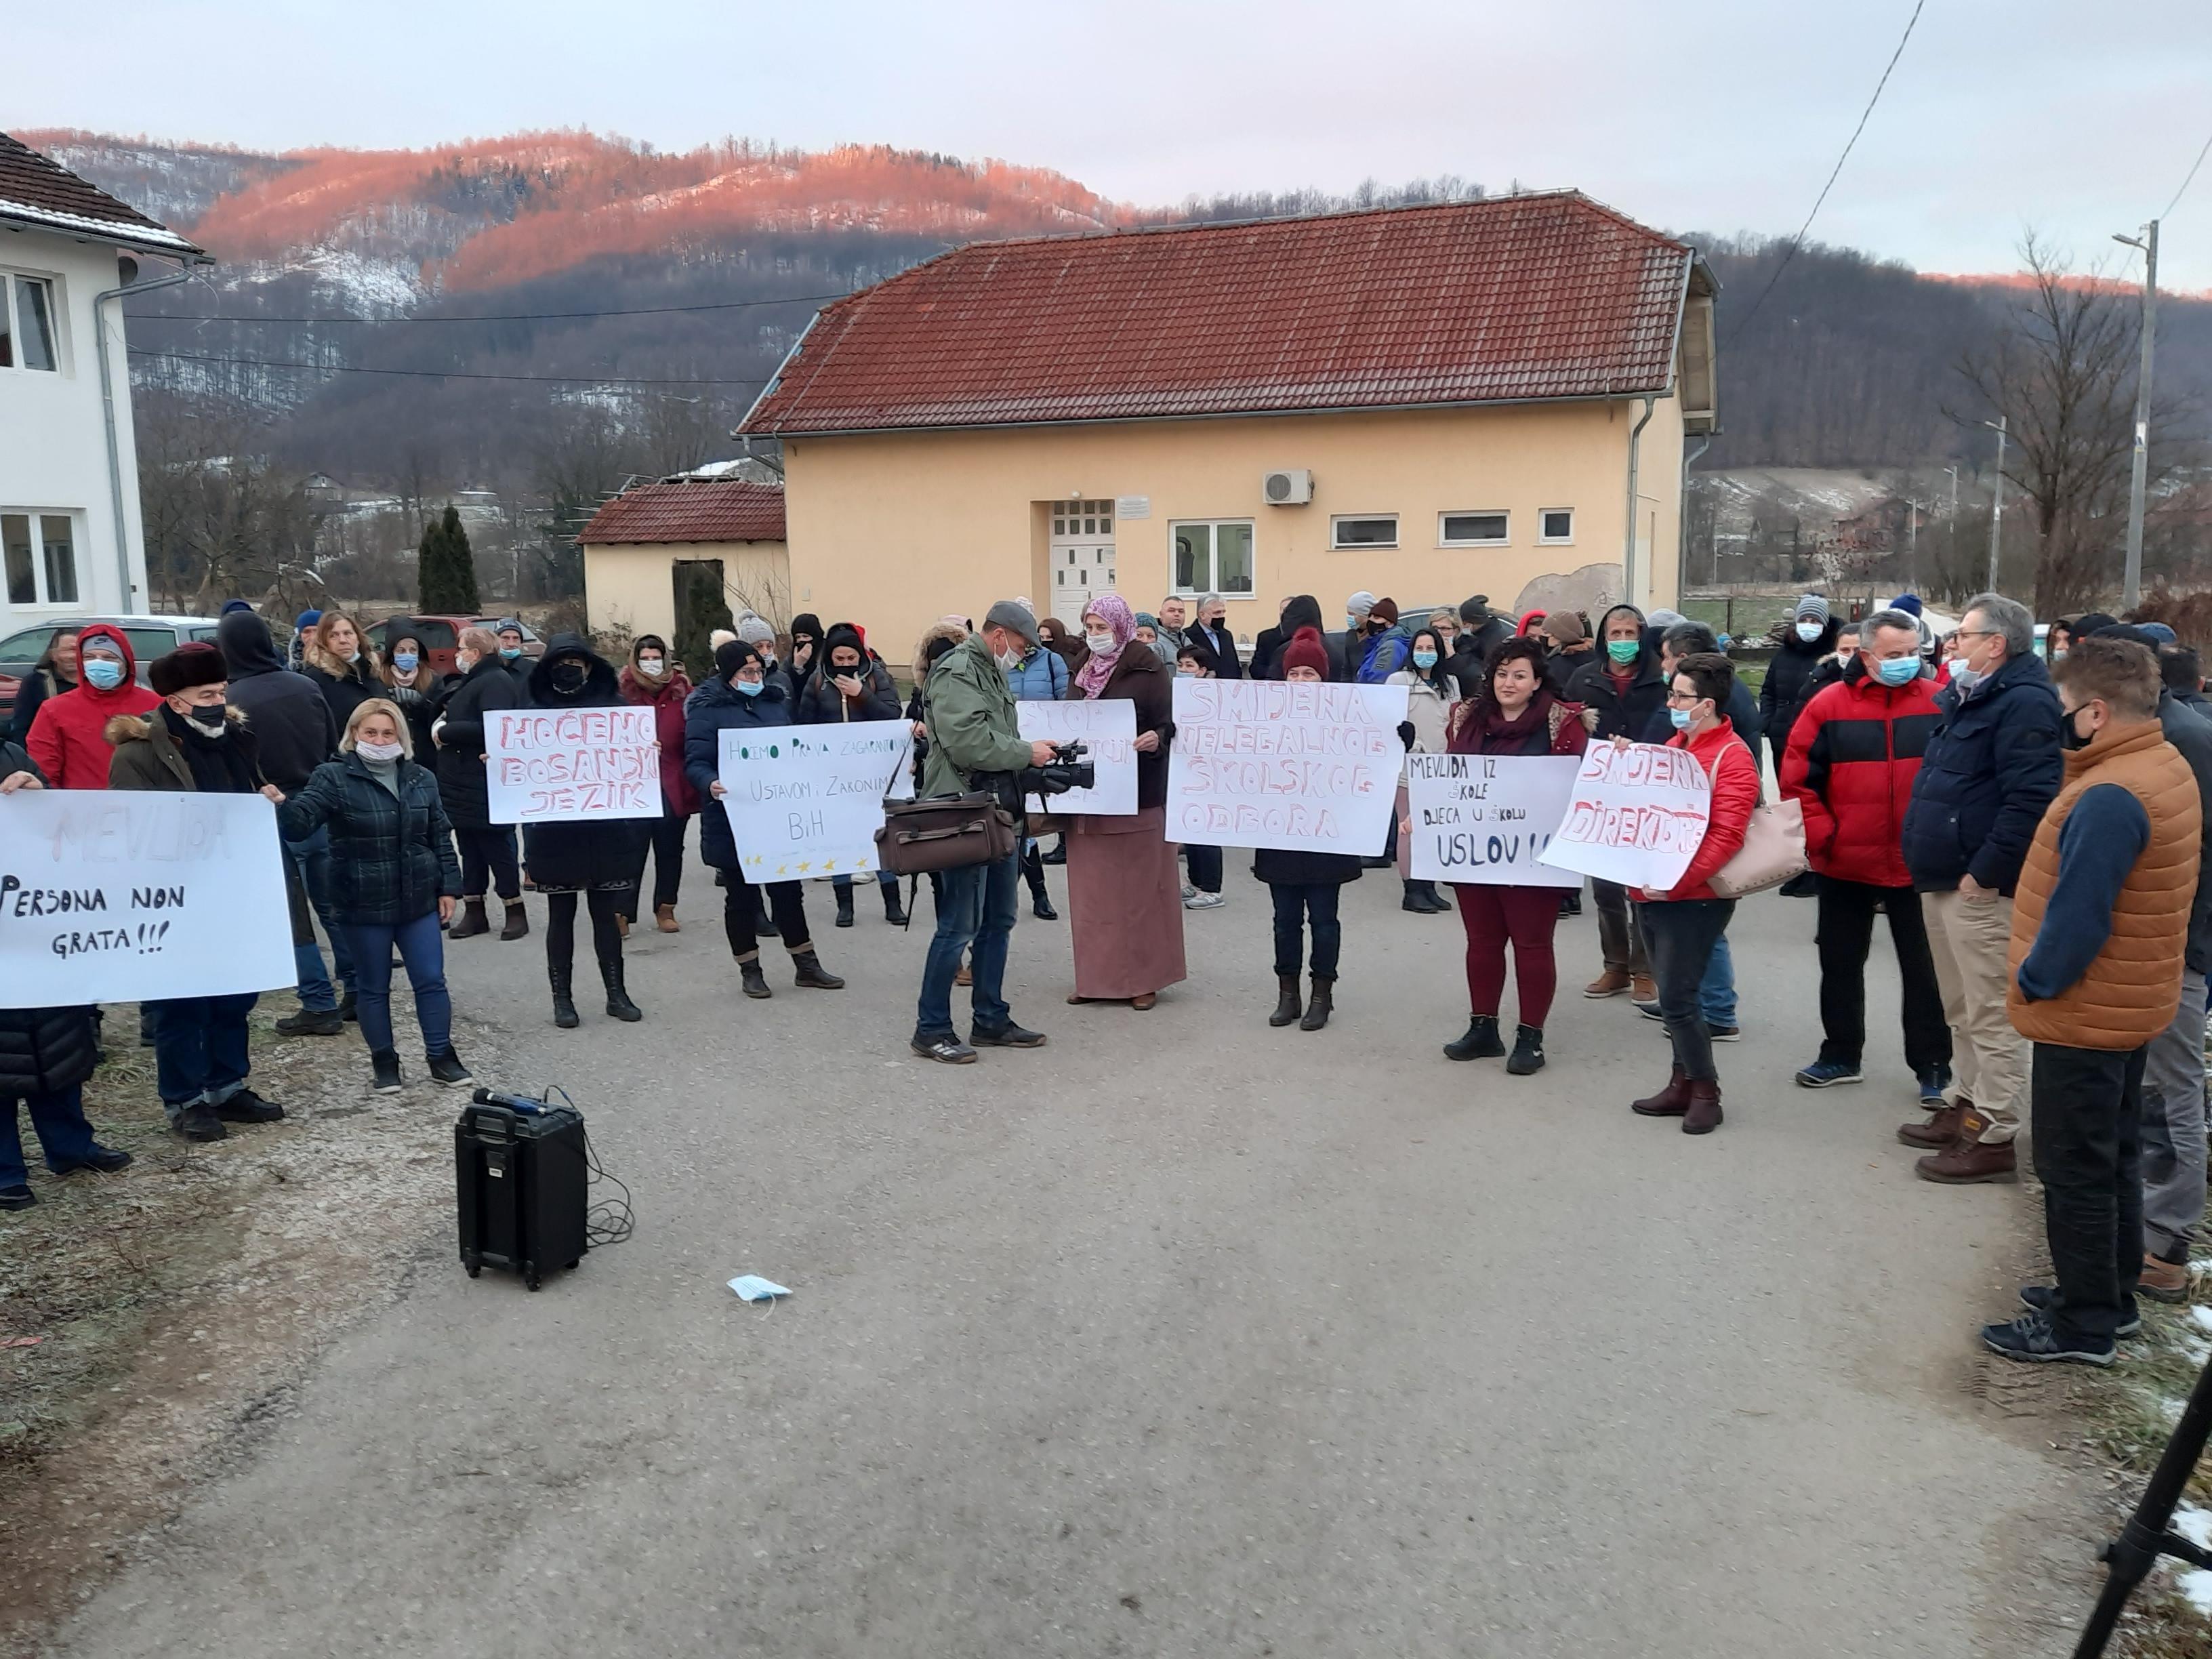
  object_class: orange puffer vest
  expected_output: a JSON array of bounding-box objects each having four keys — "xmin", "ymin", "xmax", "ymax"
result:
[{"xmin": 2007, "ymin": 720, "xmax": 2200, "ymax": 1049}]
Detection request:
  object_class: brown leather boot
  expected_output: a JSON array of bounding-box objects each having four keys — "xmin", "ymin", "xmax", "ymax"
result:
[
  {"xmin": 1898, "ymin": 1099, "xmax": 1967, "ymax": 1149},
  {"xmin": 2140, "ymin": 1254, "xmax": 2191, "ymax": 1304},
  {"xmin": 1682, "ymin": 1077, "xmax": 1723, "ymax": 1135},
  {"xmin": 447, "ymin": 897, "xmax": 489, "ymax": 939},
  {"xmin": 1584, "ymin": 968, "xmax": 1632, "ymax": 998},
  {"xmin": 1914, "ymin": 1109, "xmax": 2018, "ymax": 1183},
  {"xmin": 1268, "ymin": 975, "xmax": 1303, "ymax": 1028},
  {"xmin": 1631, "ymin": 1065, "xmax": 1691, "ymax": 1117},
  {"xmin": 655, "ymin": 903, "xmax": 680, "ymax": 934},
  {"xmin": 1629, "ymin": 973, "xmax": 1658, "ymax": 1004}
]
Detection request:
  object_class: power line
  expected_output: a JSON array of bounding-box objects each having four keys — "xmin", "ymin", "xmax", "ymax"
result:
[
  {"xmin": 2164, "ymin": 127, "xmax": 2212, "ymax": 220},
  {"xmin": 1722, "ymin": 0, "xmax": 1927, "ymax": 346},
  {"xmin": 128, "ymin": 346, "xmax": 769, "ymax": 388},
  {"xmin": 134, "ymin": 290, "xmax": 853, "ymax": 326}
]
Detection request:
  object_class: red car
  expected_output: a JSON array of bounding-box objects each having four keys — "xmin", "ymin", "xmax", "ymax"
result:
[{"xmin": 365, "ymin": 615, "xmax": 546, "ymax": 678}]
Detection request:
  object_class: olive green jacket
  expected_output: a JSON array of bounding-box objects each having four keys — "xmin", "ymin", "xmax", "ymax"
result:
[{"xmin": 920, "ymin": 633, "xmax": 1033, "ymax": 799}]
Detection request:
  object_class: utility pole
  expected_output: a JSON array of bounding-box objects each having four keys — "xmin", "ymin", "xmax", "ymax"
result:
[
  {"xmin": 2114, "ymin": 220, "xmax": 2158, "ymax": 611},
  {"xmin": 1984, "ymin": 416, "xmax": 2007, "ymax": 592},
  {"xmin": 1904, "ymin": 496, "xmax": 1923, "ymax": 592}
]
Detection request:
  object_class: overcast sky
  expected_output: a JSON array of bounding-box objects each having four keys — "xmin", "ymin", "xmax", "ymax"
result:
[{"xmin": 17, "ymin": 0, "xmax": 2212, "ymax": 288}]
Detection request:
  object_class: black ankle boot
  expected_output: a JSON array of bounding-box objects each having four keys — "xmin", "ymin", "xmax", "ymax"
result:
[
  {"xmin": 1507, "ymin": 1024, "xmax": 1546, "ymax": 1075},
  {"xmin": 600, "ymin": 954, "xmax": 642, "ymax": 1021},
  {"xmin": 550, "ymin": 958, "xmax": 579, "ymax": 1029},
  {"xmin": 835, "ymin": 885, "xmax": 856, "ymax": 928},
  {"xmin": 1268, "ymin": 973, "xmax": 1303, "ymax": 1027},
  {"xmin": 882, "ymin": 882, "xmax": 908, "ymax": 926},
  {"xmin": 1443, "ymin": 1015, "xmax": 1504, "ymax": 1061},
  {"xmin": 738, "ymin": 957, "xmax": 772, "ymax": 999},
  {"xmin": 1298, "ymin": 975, "xmax": 1334, "ymax": 1031},
  {"xmin": 449, "ymin": 898, "xmax": 489, "ymax": 939},
  {"xmin": 792, "ymin": 948, "xmax": 845, "ymax": 990}
]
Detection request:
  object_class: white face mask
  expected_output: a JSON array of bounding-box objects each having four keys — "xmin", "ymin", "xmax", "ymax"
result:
[
  {"xmin": 636, "ymin": 657, "xmax": 664, "ymax": 676},
  {"xmin": 1085, "ymin": 630, "xmax": 1115, "ymax": 654},
  {"xmin": 356, "ymin": 739, "xmax": 405, "ymax": 762},
  {"xmin": 994, "ymin": 647, "xmax": 1022, "ymax": 671}
]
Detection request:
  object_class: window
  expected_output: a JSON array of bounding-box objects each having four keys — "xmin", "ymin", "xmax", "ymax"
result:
[
  {"xmin": 1538, "ymin": 508, "xmax": 1575, "ymax": 544},
  {"xmin": 1050, "ymin": 499, "xmax": 1113, "ymax": 537},
  {"xmin": 1330, "ymin": 514, "xmax": 1398, "ymax": 549},
  {"xmin": 1169, "ymin": 520, "xmax": 1254, "ymax": 596},
  {"xmin": 1439, "ymin": 511, "xmax": 1509, "ymax": 547},
  {"xmin": 0, "ymin": 274, "xmax": 59, "ymax": 373},
  {"xmin": 1, "ymin": 512, "xmax": 80, "ymax": 605}
]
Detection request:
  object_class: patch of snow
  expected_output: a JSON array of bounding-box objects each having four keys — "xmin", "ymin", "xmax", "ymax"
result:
[
  {"xmin": 2168, "ymin": 1507, "xmax": 2212, "ymax": 1613},
  {"xmin": 2188, "ymin": 1304, "xmax": 2212, "ymax": 1334}
]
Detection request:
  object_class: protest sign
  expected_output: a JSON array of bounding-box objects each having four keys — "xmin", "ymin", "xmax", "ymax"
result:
[
  {"xmin": 0, "ymin": 790, "xmax": 295, "ymax": 1009},
  {"xmin": 1538, "ymin": 743, "xmax": 1713, "ymax": 891},
  {"xmin": 1017, "ymin": 699, "xmax": 1136, "ymax": 816},
  {"xmin": 1405, "ymin": 754, "xmax": 1582, "ymax": 886},
  {"xmin": 487, "ymin": 707, "xmax": 661, "ymax": 824},
  {"xmin": 717, "ymin": 719, "xmax": 913, "ymax": 879},
  {"xmin": 1166, "ymin": 678, "xmax": 1408, "ymax": 854}
]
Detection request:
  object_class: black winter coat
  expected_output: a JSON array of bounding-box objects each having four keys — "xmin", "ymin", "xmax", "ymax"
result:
[
  {"xmin": 302, "ymin": 658, "xmax": 380, "ymax": 731},
  {"xmin": 1252, "ymin": 846, "xmax": 1364, "ymax": 886},
  {"xmin": 1758, "ymin": 624, "xmax": 1839, "ymax": 752},
  {"xmin": 0, "ymin": 1004, "xmax": 99, "ymax": 1099},
  {"xmin": 1564, "ymin": 651, "xmax": 1666, "ymax": 741},
  {"xmin": 435, "ymin": 657, "xmax": 520, "ymax": 831},
  {"xmin": 792, "ymin": 660, "xmax": 901, "ymax": 725},
  {"xmin": 217, "ymin": 611, "xmax": 337, "ymax": 793},
  {"xmin": 518, "ymin": 637, "xmax": 650, "ymax": 890},
  {"xmin": 1899, "ymin": 647, "xmax": 2063, "ymax": 897},
  {"xmin": 276, "ymin": 753, "xmax": 462, "ymax": 926},
  {"xmin": 1184, "ymin": 621, "xmax": 1244, "ymax": 679},
  {"xmin": 683, "ymin": 674, "xmax": 793, "ymax": 872},
  {"xmin": 5, "ymin": 664, "xmax": 71, "ymax": 747}
]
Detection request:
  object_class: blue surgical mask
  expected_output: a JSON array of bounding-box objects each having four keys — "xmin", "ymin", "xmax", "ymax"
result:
[
  {"xmin": 83, "ymin": 657, "xmax": 125, "ymax": 690},
  {"xmin": 1668, "ymin": 705, "xmax": 1695, "ymax": 731},
  {"xmin": 734, "ymin": 680, "xmax": 764, "ymax": 697},
  {"xmin": 499, "ymin": 645, "xmax": 523, "ymax": 661},
  {"xmin": 392, "ymin": 652, "xmax": 419, "ymax": 672},
  {"xmin": 1795, "ymin": 621, "xmax": 1822, "ymax": 643},
  {"xmin": 1412, "ymin": 649, "xmax": 1438, "ymax": 670},
  {"xmin": 1875, "ymin": 655, "xmax": 1921, "ymax": 687},
  {"xmin": 1176, "ymin": 668, "xmax": 1200, "ymax": 678}
]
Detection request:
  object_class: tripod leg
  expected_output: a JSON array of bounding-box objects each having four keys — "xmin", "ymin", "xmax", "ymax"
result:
[{"xmin": 2074, "ymin": 1344, "xmax": 2212, "ymax": 1657}]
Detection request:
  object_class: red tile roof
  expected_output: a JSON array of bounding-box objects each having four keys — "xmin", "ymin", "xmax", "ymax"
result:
[
  {"xmin": 739, "ymin": 192, "xmax": 1698, "ymax": 437},
  {"xmin": 0, "ymin": 133, "xmax": 205, "ymax": 256},
  {"xmin": 579, "ymin": 480, "xmax": 786, "ymax": 545}
]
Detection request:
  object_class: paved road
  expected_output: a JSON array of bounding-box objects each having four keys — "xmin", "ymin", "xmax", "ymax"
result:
[{"xmin": 48, "ymin": 858, "xmax": 2091, "ymax": 1657}]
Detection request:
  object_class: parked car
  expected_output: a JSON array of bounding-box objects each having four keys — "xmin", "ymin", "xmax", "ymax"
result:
[
  {"xmin": 364, "ymin": 615, "xmax": 546, "ymax": 678},
  {"xmin": 0, "ymin": 613, "xmax": 223, "ymax": 722}
]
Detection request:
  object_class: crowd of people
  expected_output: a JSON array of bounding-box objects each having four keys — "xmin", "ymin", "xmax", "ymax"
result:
[{"xmin": 3, "ymin": 583, "xmax": 2208, "ymax": 1375}]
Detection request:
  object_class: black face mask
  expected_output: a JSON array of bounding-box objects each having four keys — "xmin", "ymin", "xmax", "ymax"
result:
[
  {"xmin": 187, "ymin": 705, "xmax": 228, "ymax": 734},
  {"xmin": 550, "ymin": 661, "xmax": 588, "ymax": 693},
  {"xmin": 2060, "ymin": 708, "xmax": 2094, "ymax": 752}
]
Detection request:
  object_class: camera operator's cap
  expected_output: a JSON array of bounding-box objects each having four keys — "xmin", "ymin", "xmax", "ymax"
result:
[{"xmin": 984, "ymin": 599, "xmax": 1040, "ymax": 647}]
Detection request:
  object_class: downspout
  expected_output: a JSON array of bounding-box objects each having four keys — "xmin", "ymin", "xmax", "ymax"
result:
[
  {"xmin": 1679, "ymin": 432, "xmax": 1713, "ymax": 592},
  {"xmin": 94, "ymin": 258, "xmax": 201, "ymax": 610},
  {"xmin": 1622, "ymin": 394, "xmax": 1657, "ymax": 604}
]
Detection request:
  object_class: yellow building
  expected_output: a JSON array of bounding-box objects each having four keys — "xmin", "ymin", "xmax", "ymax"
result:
[
  {"xmin": 738, "ymin": 191, "xmax": 1717, "ymax": 660},
  {"xmin": 579, "ymin": 478, "xmax": 788, "ymax": 647}
]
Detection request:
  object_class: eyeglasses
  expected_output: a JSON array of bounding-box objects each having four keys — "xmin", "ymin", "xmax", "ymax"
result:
[{"xmin": 1664, "ymin": 690, "xmax": 1704, "ymax": 706}]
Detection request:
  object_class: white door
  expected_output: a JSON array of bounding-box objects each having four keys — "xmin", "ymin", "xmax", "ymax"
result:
[{"xmin": 1049, "ymin": 498, "xmax": 1115, "ymax": 626}]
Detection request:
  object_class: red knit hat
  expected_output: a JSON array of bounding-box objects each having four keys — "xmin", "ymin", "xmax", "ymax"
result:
[{"xmin": 1280, "ymin": 626, "xmax": 1329, "ymax": 678}]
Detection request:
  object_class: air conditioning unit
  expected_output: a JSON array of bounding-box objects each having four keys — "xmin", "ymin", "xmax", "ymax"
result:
[{"xmin": 1263, "ymin": 468, "xmax": 1313, "ymax": 506}]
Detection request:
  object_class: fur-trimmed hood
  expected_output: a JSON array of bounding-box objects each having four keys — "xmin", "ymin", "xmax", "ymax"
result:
[{"xmin": 104, "ymin": 705, "xmax": 248, "ymax": 745}]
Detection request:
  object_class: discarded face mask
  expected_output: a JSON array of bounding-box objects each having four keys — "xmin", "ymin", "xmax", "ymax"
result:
[{"xmin": 727, "ymin": 1275, "xmax": 791, "ymax": 1302}]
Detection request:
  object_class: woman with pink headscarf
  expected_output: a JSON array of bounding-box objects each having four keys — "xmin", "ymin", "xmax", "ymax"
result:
[{"xmin": 1062, "ymin": 594, "xmax": 1186, "ymax": 1010}]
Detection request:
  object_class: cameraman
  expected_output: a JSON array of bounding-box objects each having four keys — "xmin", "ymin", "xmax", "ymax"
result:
[{"xmin": 911, "ymin": 600, "xmax": 1059, "ymax": 1064}]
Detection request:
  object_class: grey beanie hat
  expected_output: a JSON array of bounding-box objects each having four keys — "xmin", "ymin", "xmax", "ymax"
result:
[
  {"xmin": 1645, "ymin": 607, "xmax": 1689, "ymax": 630},
  {"xmin": 736, "ymin": 615, "xmax": 776, "ymax": 647},
  {"xmin": 1795, "ymin": 594, "xmax": 1830, "ymax": 624}
]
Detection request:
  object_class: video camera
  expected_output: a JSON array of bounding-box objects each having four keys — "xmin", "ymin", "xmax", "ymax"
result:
[{"xmin": 1021, "ymin": 739, "xmax": 1096, "ymax": 798}]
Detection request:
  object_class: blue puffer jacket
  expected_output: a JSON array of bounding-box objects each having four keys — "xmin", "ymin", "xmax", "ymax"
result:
[
  {"xmin": 1900, "ymin": 648, "xmax": 2064, "ymax": 895},
  {"xmin": 1002, "ymin": 643, "xmax": 1068, "ymax": 702},
  {"xmin": 683, "ymin": 674, "xmax": 793, "ymax": 872}
]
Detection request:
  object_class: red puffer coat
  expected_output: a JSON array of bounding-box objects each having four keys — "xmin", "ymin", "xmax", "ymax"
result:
[
  {"xmin": 25, "ymin": 623, "xmax": 159, "ymax": 788},
  {"xmin": 1780, "ymin": 655, "xmax": 1942, "ymax": 888},
  {"xmin": 1633, "ymin": 717, "xmax": 1759, "ymax": 903}
]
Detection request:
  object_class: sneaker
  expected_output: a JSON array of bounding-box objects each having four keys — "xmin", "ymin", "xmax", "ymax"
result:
[
  {"xmin": 0, "ymin": 1184, "xmax": 35, "ymax": 1211},
  {"xmin": 1794, "ymin": 1059, "xmax": 1862, "ymax": 1088},
  {"xmin": 276, "ymin": 1007, "xmax": 344, "ymax": 1037},
  {"xmin": 1633, "ymin": 999, "xmax": 1663, "ymax": 1022},
  {"xmin": 2020, "ymin": 1284, "xmax": 2142, "ymax": 1338},
  {"xmin": 426, "ymin": 1049, "xmax": 474, "ymax": 1088},
  {"xmin": 1916, "ymin": 1064, "xmax": 1952, "ymax": 1107},
  {"xmin": 371, "ymin": 1050, "xmax": 404, "ymax": 1094},
  {"xmin": 1981, "ymin": 1311, "xmax": 2115, "ymax": 1366},
  {"xmin": 970, "ymin": 1022, "xmax": 1048, "ymax": 1048},
  {"xmin": 1708, "ymin": 1024, "xmax": 1742, "ymax": 1042},
  {"xmin": 1181, "ymin": 883, "xmax": 1196, "ymax": 899},
  {"xmin": 1184, "ymin": 891, "xmax": 1224, "ymax": 911},
  {"xmin": 911, "ymin": 1033, "xmax": 977, "ymax": 1065},
  {"xmin": 214, "ymin": 1088, "xmax": 285, "ymax": 1124},
  {"xmin": 51, "ymin": 1147, "xmax": 134, "ymax": 1175},
  {"xmin": 1584, "ymin": 970, "xmax": 1633, "ymax": 999},
  {"xmin": 173, "ymin": 1102, "xmax": 228, "ymax": 1141}
]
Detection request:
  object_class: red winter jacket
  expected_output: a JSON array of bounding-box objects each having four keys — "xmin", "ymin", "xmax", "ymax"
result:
[
  {"xmin": 25, "ymin": 623, "xmax": 159, "ymax": 788},
  {"xmin": 1633, "ymin": 716, "xmax": 1758, "ymax": 903},
  {"xmin": 1780, "ymin": 657, "xmax": 1942, "ymax": 888}
]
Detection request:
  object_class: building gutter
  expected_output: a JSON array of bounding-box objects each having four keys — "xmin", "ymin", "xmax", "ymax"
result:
[
  {"xmin": 93, "ymin": 255, "xmax": 205, "ymax": 607},
  {"xmin": 1621, "ymin": 394, "xmax": 1658, "ymax": 602}
]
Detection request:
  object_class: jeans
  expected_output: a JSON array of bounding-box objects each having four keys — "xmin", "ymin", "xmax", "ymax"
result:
[
  {"xmin": 1920, "ymin": 888, "xmax": 2030, "ymax": 1141},
  {"xmin": 456, "ymin": 825, "xmax": 521, "ymax": 902},
  {"xmin": 2140, "ymin": 966, "xmax": 2209, "ymax": 1259},
  {"xmin": 1454, "ymin": 883, "xmax": 1560, "ymax": 1027},
  {"xmin": 342, "ymin": 910, "xmax": 451, "ymax": 1056},
  {"xmin": 1816, "ymin": 875, "xmax": 1950, "ymax": 1073},
  {"xmin": 726, "ymin": 880, "xmax": 811, "ymax": 958},
  {"xmin": 1269, "ymin": 882, "xmax": 1342, "ymax": 979},
  {"xmin": 285, "ymin": 828, "xmax": 355, "ymax": 1003},
  {"xmin": 916, "ymin": 849, "xmax": 1019, "ymax": 1040},
  {"xmin": 647, "ymin": 815, "xmax": 691, "ymax": 909},
  {"xmin": 1593, "ymin": 879, "xmax": 1651, "ymax": 977},
  {"xmin": 2031, "ymin": 1040, "xmax": 2148, "ymax": 1345},
  {"xmin": 1698, "ymin": 932, "xmax": 1738, "ymax": 1026},
  {"xmin": 1, "ymin": 1085, "xmax": 101, "ymax": 1187},
  {"xmin": 1186, "ymin": 843, "xmax": 1223, "ymax": 895},
  {"xmin": 148, "ymin": 992, "xmax": 258, "ymax": 1121},
  {"xmin": 1638, "ymin": 899, "xmax": 1735, "ymax": 1082}
]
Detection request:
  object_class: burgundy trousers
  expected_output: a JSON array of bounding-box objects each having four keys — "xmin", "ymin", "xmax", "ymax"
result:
[{"xmin": 1454, "ymin": 883, "xmax": 1563, "ymax": 1029}]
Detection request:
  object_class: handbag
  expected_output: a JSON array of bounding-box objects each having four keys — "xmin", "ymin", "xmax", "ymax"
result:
[
  {"xmin": 874, "ymin": 792, "xmax": 1018, "ymax": 878},
  {"xmin": 1708, "ymin": 796, "xmax": 1807, "ymax": 899}
]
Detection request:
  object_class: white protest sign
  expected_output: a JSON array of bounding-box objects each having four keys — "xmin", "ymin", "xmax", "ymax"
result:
[
  {"xmin": 1538, "ymin": 743, "xmax": 1712, "ymax": 890},
  {"xmin": 717, "ymin": 719, "xmax": 913, "ymax": 880},
  {"xmin": 1406, "ymin": 754, "xmax": 1582, "ymax": 887},
  {"xmin": 1166, "ymin": 678, "xmax": 1409, "ymax": 854},
  {"xmin": 487, "ymin": 707, "xmax": 661, "ymax": 824},
  {"xmin": 0, "ymin": 791, "xmax": 295, "ymax": 1008},
  {"xmin": 1018, "ymin": 699, "xmax": 1136, "ymax": 816}
]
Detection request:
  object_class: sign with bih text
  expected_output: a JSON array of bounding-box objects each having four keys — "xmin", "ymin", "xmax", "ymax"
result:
[
  {"xmin": 1018, "ymin": 698, "xmax": 1137, "ymax": 817},
  {"xmin": 717, "ymin": 720, "xmax": 914, "ymax": 880},
  {"xmin": 1406, "ymin": 754, "xmax": 1582, "ymax": 887},
  {"xmin": 486, "ymin": 707, "xmax": 661, "ymax": 824},
  {"xmin": 1166, "ymin": 678, "xmax": 1408, "ymax": 854},
  {"xmin": 0, "ymin": 790, "xmax": 295, "ymax": 1008},
  {"xmin": 1538, "ymin": 742, "xmax": 1712, "ymax": 891}
]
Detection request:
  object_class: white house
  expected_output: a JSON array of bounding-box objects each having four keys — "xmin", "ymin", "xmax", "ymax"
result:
[{"xmin": 0, "ymin": 132, "xmax": 209, "ymax": 638}]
